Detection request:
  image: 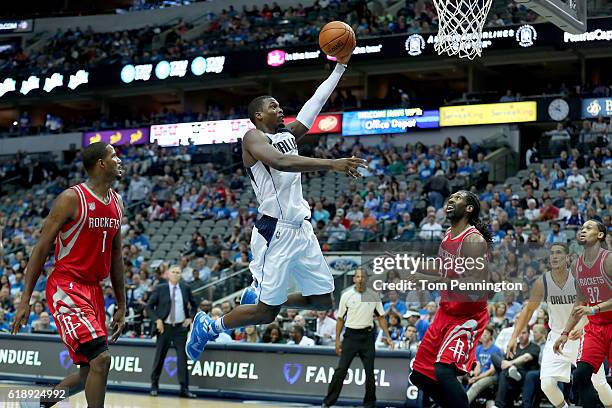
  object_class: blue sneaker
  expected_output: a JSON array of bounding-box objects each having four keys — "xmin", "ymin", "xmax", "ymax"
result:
[
  {"xmin": 185, "ymin": 311, "xmax": 218, "ymax": 361},
  {"xmin": 240, "ymin": 285, "xmax": 259, "ymax": 305}
]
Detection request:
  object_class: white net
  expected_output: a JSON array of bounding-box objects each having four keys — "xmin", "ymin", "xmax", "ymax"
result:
[{"xmin": 432, "ymin": 0, "xmax": 493, "ymax": 59}]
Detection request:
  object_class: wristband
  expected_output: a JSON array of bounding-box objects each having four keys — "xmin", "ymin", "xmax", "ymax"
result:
[
  {"xmin": 591, "ymin": 306, "xmax": 598, "ymax": 315},
  {"xmin": 560, "ymin": 331, "xmax": 569, "ymax": 337}
]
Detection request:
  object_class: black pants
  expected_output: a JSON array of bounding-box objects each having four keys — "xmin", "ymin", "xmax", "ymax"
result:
[
  {"xmin": 490, "ymin": 353, "xmax": 527, "ymax": 408},
  {"xmin": 323, "ymin": 328, "xmax": 376, "ymax": 408},
  {"xmin": 151, "ymin": 323, "xmax": 189, "ymax": 392}
]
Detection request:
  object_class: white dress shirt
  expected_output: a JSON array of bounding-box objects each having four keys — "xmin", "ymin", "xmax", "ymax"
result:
[
  {"xmin": 165, "ymin": 283, "xmax": 186, "ymax": 324},
  {"xmin": 288, "ymin": 336, "xmax": 315, "ymax": 346},
  {"xmin": 316, "ymin": 316, "xmax": 337, "ymax": 345}
]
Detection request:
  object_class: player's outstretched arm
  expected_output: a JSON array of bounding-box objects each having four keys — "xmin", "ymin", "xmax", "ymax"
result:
[
  {"xmin": 12, "ymin": 189, "xmax": 78, "ymax": 333},
  {"xmin": 507, "ymin": 277, "xmax": 543, "ymax": 358},
  {"xmin": 243, "ymin": 128, "xmax": 366, "ymax": 176},
  {"xmin": 554, "ymin": 263, "xmax": 586, "ymax": 354},
  {"xmin": 285, "ymin": 63, "xmax": 348, "ymax": 138}
]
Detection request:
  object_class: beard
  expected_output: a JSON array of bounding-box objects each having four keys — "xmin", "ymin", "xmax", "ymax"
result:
[{"xmin": 447, "ymin": 207, "xmax": 465, "ymax": 222}]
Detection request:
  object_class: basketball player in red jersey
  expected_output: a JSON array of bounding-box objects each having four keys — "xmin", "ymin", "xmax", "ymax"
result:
[
  {"xmin": 409, "ymin": 191, "xmax": 492, "ymax": 408},
  {"xmin": 554, "ymin": 220, "xmax": 612, "ymax": 408},
  {"xmin": 12, "ymin": 142, "xmax": 126, "ymax": 408}
]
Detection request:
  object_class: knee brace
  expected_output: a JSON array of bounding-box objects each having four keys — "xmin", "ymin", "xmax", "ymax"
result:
[{"xmin": 541, "ymin": 377, "xmax": 565, "ymax": 407}]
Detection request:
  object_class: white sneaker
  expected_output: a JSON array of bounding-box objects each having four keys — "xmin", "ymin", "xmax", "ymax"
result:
[{"xmin": 508, "ymin": 365, "xmax": 522, "ymax": 381}]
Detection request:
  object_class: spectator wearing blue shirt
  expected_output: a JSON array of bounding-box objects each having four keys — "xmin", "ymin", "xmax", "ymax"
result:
[
  {"xmin": 376, "ymin": 202, "xmax": 396, "ymax": 222},
  {"xmin": 456, "ymin": 158, "xmax": 474, "ymax": 178},
  {"xmin": 212, "ymin": 200, "xmax": 231, "ymax": 219},
  {"xmin": 10, "ymin": 272, "xmax": 24, "ymax": 295},
  {"xmin": 0, "ymin": 310, "xmax": 10, "ymax": 332},
  {"xmin": 480, "ymin": 183, "xmax": 495, "ymax": 203},
  {"xmin": 128, "ymin": 229, "xmax": 150, "ymax": 250},
  {"xmin": 34, "ymin": 272, "xmax": 47, "ymax": 293},
  {"xmin": 466, "ymin": 326, "xmax": 503, "ymax": 404},
  {"xmin": 392, "ymin": 191, "xmax": 413, "ymax": 214},
  {"xmin": 418, "ymin": 160, "xmax": 434, "ymax": 180},
  {"xmin": 503, "ymin": 292, "xmax": 522, "ymax": 322},
  {"xmin": 546, "ymin": 222, "xmax": 567, "ymax": 246},
  {"xmin": 564, "ymin": 206, "xmax": 584, "ymax": 229},
  {"xmin": 551, "ymin": 169, "xmax": 566, "ymax": 190},
  {"xmin": 504, "ymin": 194, "xmax": 520, "ymax": 219},
  {"xmin": 26, "ymin": 301, "xmax": 46, "ymax": 325},
  {"xmin": 364, "ymin": 191, "xmax": 380, "ymax": 211},
  {"xmin": 416, "ymin": 312, "xmax": 430, "ymax": 340},
  {"xmin": 383, "ymin": 290, "xmax": 407, "ymax": 319},
  {"xmin": 490, "ymin": 220, "xmax": 506, "ymax": 245},
  {"xmin": 312, "ymin": 201, "xmax": 331, "ymax": 224}
]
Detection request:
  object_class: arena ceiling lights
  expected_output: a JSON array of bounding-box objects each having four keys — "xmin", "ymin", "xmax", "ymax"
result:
[{"xmin": 0, "ymin": 69, "xmax": 88, "ymax": 98}]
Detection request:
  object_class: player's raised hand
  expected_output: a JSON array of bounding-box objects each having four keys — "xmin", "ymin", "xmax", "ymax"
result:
[
  {"xmin": 11, "ymin": 302, "xmax": 30, "ymax": 334},
  {"xmin": 553, "ymin": 334, "xmax": 568, "ymax": 355},
  {"xmin": 332, "ymin": 156, "xmax": 367, "ymax": 178},
  {"xmin": 110, "ymin": 305, "xmax": 126, "ymax": 342}
]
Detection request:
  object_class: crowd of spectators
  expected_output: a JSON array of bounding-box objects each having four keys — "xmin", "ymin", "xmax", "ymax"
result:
[{"xmin": 0, "ymin": 129, "xmax": 610, "ymax": 408}]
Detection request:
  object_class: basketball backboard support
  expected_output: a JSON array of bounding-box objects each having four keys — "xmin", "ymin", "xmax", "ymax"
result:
[{"xmin": 515, "ymin": 0, "xmax": 587, "ymax": 34}]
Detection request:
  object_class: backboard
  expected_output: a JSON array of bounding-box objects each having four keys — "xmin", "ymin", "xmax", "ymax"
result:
[{"xmin": 515, "ymin": 0, "xmax": 587, "ymax": 34}]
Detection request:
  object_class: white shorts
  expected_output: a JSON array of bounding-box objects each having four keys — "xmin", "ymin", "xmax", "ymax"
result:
[
  {"xmin": 540, "ymin": 331, "xmax": 608, "ymax": 385},
  {"xmin": 249, "ymin": 215, "xmax": 334, "ymax": 306}
]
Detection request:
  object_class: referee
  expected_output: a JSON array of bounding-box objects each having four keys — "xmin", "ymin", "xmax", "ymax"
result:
[{"xmin": 322, "ymin": 269, "xmax": 393, "ymax": 408}]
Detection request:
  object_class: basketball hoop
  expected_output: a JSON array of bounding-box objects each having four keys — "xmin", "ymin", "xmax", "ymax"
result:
[{"xmin": 432, "ymin": 0, "xmax": 493, "ymax": 59}]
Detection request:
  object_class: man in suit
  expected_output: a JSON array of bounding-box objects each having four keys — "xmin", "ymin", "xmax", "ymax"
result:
[{"xmin": 147, "ymin": 265, "xmax": 198, "ymax": 398}]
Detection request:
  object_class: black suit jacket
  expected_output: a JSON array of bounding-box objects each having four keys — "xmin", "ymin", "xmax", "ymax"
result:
[{"xmin": 146, "ymin": 282, "xmax": 197, "ymax": 323}]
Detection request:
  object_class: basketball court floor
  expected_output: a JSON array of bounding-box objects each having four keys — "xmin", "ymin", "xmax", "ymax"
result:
[{"xmin": 0, "ymin": 383, "xmax": 325, "ymax": 407}]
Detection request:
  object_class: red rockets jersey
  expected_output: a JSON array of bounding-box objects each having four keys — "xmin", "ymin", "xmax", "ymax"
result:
[
  {"xmin": 576, "ymin": 247, "xmax": 612, "ymax": 325},
  {"xmin": 438, "ymin": 225, "xmax": 488, "ymax": 316},
  {"xmin": 53, "ymin": 183, "xmax": 123, "ymax": 284}
]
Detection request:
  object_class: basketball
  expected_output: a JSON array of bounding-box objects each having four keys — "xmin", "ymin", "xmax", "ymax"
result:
[{"xmin": 318, "ymin": 21, "xmax": 356, "ymax": 58}]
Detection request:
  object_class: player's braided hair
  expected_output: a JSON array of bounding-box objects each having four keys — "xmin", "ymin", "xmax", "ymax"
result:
[{"xmin": 461, "ymin": 190, "xmax": 493, "ymax": 248}]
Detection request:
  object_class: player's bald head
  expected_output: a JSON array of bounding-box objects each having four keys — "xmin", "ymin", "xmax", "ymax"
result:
[
  {"xmin": 82, "ymin": 142, "xmax": 111, "ymax": 173},
  {"xmin": 248, "ymin": 95, "xmax": 274, "ymax": 124}
]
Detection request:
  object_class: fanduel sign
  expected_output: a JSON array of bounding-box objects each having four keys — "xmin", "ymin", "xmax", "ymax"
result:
[
  {"xmin": 0, "ymin": 334, "xmax": 416, "ymax": 407},
  {"xmin": 0, "ymin": 348, "xmax": 41, "ymax": 366}
]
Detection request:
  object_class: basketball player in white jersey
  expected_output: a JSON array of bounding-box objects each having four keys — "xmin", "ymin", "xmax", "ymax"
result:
[
  {"xmin": 185, "ymin": 51, "xmax": 367, "ymax": 361},
  {"xmin": 506, "ymin": 243, "xmax": 612, "ymax": 408}
]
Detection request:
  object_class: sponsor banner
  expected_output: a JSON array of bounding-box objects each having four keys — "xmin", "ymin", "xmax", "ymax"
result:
[
  {"xmin": 150, "ymin": 119, "xmax": 255, "ymax": 146},
  {"xmin": 283, "ymin": 114, "xmax": 342, "ymax": 134},
  {"xmin": 342, "ymin": 108, "xmax": 440, "ymax": 136},
  {"xmin": 150, "ymin": 113, "xmax": 342, "ymax": 146},
  {"xmin": 582, "ymin": 97, "xmax": 612, "ymax": 118},
  {"xmin": 82, "ymin": 128, "xmax": 149, "ymax": 147},
  {"xmin": 0, "ymin": 334, "xmax": 417, "ymax": 406},
  {"xmin": 439, "ymin": 101, "xmax": 537, "ymax": 127},
  {"xmin": 0, "ymin": 20, "xmax": 33, "ymax": 34},
  {"xmin": 325, "ymin": 253, "xmax": 361, "ymax": 275}
]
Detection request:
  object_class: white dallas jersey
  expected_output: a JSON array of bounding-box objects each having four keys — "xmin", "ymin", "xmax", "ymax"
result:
[
  {"xmin": 246, "ymin": 129, "xmax": 310, "ymax": 222},
  {"xmin": 542, "ymin": 270, "xmax": 577, "ymax": 334}
]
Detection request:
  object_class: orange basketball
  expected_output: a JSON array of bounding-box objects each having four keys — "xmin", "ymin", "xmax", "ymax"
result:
[{"xmin": 319, "ymin": 21, "xmax": 356, "ymax": 58}]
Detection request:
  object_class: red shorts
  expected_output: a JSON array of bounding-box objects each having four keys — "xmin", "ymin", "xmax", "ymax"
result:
[
  {"xmin": 578, "ymin": 322, "xmax": 612, "ymax": 372},
  {"xmin": 412, "ymin": 307, "xmax": 489, "ymax": 381},
  {"xmin": 46, "ymin": 273, "xmax": 107, "ymax": 365}
]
